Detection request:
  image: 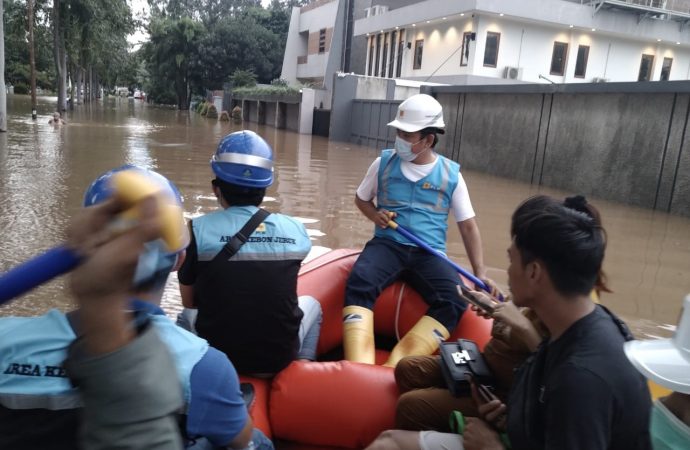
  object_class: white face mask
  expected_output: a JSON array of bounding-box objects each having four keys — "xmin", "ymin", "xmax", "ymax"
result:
[{"xmin": 394, "ymin": 136, "xmax": 425, "ymax": 162}]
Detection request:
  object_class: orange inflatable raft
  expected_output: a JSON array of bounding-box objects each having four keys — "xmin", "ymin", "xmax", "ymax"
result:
[{"xmin": 240, "ymin": 249, "xmax": 493, "ymax": 449}]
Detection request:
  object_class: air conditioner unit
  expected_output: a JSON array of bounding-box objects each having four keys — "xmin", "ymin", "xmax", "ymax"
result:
[
  {"xmin": 503, "ymin": 66, "xmax": 523, "ymax": 80},
  {"xmin": 592, "ymin": 77, "xmax": 609, "ymax": 83},
  {"xmin": 371, "ymin": 5, "xmax": 389, "ymax": 16}
]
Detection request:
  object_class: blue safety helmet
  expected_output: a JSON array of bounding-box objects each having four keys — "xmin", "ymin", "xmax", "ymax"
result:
[
  {"xmin": 210, "ymin": 130, "xmax": 274, "ymax": 188},
  {"xmin": 83, "ymin": 165, "xmax": 189, "ymax": 288}
]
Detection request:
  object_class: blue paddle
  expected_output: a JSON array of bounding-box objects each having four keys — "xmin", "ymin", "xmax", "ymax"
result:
[
  {"xmin": 386, "ymin": 218, "xmax": 503, "ymax": 301},
  {"xmin": 0, "ymin": 169, "xmax": 188, "ymax": 307},
  {"xmin": 0, "ymin": 247, "xmax": 81, "ymax": 306}
]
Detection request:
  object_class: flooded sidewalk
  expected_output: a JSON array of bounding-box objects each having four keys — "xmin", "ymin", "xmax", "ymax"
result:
[{"xmin": 0, "ymin": 94, "xmax": 688, "ymax": 339}]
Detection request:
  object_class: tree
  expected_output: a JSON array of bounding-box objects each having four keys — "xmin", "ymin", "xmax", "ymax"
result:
[
  {"xmin": 1, "ymin": 0, "xmax": 7, "ymax": 132},
  {"xmin": 28, "ymin": 0, "xmax": 37, "ymax": 117},
  {"xmin": 229, "ymin": 68, "xmax": 256, "ymax": 87},
  {"xmin": 52, "ymin": 0, "xmax": 67, "ymax": 111},
  {"xmin": 142, "ymin": 0, "xmax": 296, "ymax": 106},
  {"xmin": 193, "ymin": 13, "xmax": 283, "ymax": 89},
  {"xmin": 3, "ymin": 0, "xmax": 54, "ymax": 93},
  {"xmin": 143, "ymin": 16, "xmax": 206, "ymax": 109}
]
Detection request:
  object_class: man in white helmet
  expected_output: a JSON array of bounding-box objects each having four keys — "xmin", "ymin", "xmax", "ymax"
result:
[
  {"xmin": 625, "ymin": 294, "xmax": 690, "ymax": 449},
  {"xmin": 343, "ymin": 93, "xmax": 487, "ymax": 367}
]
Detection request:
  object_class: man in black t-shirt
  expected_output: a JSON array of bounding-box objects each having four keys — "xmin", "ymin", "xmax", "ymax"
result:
[{"xmin": 365, "ymin": 195, "xmax": 651, "ymax": 450}]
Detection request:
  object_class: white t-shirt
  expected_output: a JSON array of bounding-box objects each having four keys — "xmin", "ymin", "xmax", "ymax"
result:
[{"xmin": 355, "ymin": 153, "xmax": 475, "ymax": 222}]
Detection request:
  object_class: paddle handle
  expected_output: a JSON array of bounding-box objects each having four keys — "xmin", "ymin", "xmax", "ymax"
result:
[
  {"xmin": 387, "ymin": 220, "xmax": 502, "ymax": 300},
  {"xmin": 0, "ymin": 246, "xmax": 81, "ymax": 306}
]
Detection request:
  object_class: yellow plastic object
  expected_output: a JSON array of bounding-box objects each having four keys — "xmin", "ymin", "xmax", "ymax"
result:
[
  {"xmin": 384, "ymin": 315, "xmax": 450, "ymax": 367},
  {"xmin": 110, "ymin": 170, "xmax": 187, "ymax": 252},
  {"xmin": 342, "ymin": 305, "xmax": 376, "ymax": 364},
  {"xmin": 649, "ymin": 379, "xmax": 672, "ymax": 400}
]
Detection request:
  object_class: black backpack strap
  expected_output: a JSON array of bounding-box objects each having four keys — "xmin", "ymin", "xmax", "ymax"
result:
[{"xmin": 211, "ymin": 208, "xmax": 271, "ymax": 263}]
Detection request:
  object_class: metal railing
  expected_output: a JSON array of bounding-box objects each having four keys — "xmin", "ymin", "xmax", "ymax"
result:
[{"xmin": 581, "ymin": 0, "xmax": 690, "ymax": 13}]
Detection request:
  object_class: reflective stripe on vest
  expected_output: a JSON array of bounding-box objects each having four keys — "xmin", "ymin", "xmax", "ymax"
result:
[
  {"xmin": 0, "ymin": 309, "xmax": 208, "ymax": 409},
  {"xmin": 375, "ymin": 149, "xmax": 459, "ymax": 252},
  {"xmin": 192, "ymin": 206, "xmax": 311, "ymax": 262}
]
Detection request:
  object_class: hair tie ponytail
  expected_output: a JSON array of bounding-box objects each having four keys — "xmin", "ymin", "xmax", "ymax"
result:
[{"xmin": 564, "ymin": 195, "xmax": 587, "ymax": 212}]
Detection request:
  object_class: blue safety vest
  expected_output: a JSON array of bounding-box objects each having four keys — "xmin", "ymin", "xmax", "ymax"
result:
[
  {"xmin": 189, "ymin": 205, "xmax": 311, "ymax": 374},
  {"xmin": 0, "ymin": 302, "xmax": 208, "ymax": 409},
  {"xmin": 375, "ymin": 150, "xmax": 460, "ymax": 252},
  {"xmin": 192, "ymin": 205, "xmax": 311, "ymax": 262}
]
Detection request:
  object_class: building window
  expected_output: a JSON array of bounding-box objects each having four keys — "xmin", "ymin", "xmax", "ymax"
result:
[
  {"xmin": 413, "ymin": 39, "xmax": 424, "ymax": 70},
  {"xmin": 550, "ymin": 42, "xmax": 568, "ymax": 76},
  {"xmin": 483, "ymin": 32, "xmax": 500, "ymax": 67},
  {"xmin": 460, "ymin": 32, "xmax": 472, "ymax": 67},
  {"xmin": 318, "ymin": 29, "xmax": 326, "ymax": 53},
  {"xmin": 381, "ymin": 33, "xmax": 389, "ymax": 77},
  {"xmin": 660, "ymin": 57, "xmax": 673, "ymax": 81},
  {"xmin": 396, "ymin": 30, "xmax": 405, "ymax": 77},
  {"xmin": 574, "ymin": 45, "xmax": 589, "ymax": 78},
  {"xmin": 368, "ymin": 35, "xmax": 375, "ymax": 76},
  {"xmin": 638, "ymin": 54, "xmax": 654, "ymax": 81},
  {"xmin": 374, "ymin": 34, "xmax": 382, "ymax": 76},
  {"xmin": 388, "ymin": 31, "xmax": 397, "ymax": 78}
]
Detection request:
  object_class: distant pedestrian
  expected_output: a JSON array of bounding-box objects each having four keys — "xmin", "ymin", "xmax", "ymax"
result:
[{"xmin": 48, "ymin": 112, "xmax": 66, "ymax": 125}]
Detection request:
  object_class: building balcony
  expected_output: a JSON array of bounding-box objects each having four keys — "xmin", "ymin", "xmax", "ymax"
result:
[
  {"xmin": 297, "ymin": 55, "xmax": 308, "ymax": 65},
  {"xmin": 589, "ymin": 0, "xmax": 690, "ymax": 18}
]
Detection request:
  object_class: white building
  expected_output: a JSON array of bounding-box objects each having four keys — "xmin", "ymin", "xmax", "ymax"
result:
[
  {"xmin": 354, "ymin": 0, "xmax": 690, "ymax": 84},
  {"xmin": 281, "ymin": 0, "xmax": 353, "ymax": 108}
]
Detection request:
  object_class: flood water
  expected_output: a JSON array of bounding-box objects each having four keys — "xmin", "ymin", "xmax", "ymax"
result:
[{"xmin": 1, "ymin": 94, "xmax": 689, "ymax": 339}]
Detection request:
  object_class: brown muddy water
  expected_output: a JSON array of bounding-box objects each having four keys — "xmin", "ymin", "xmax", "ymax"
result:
[{"xmin": 1, "ymin": 94, "xmax": 689, "ymax": 339}]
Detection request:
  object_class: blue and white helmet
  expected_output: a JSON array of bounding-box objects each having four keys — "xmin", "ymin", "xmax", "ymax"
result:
[
  {"xmin": 211, "ymin": 130, "xmax": 274, "ymax": 188},
  {"xmin": 83, "ymin": 165, "xmax": 189, "ymax": 287}
]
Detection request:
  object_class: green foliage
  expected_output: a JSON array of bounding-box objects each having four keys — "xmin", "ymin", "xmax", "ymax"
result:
[
  {"xmin": 232, "ymin": 85, "xmax": 300, "ymax": 96},
  {"xmin": 200, "ymin": 102, "xmax": 209, "ymax": 115},
  {"xmin": 142, "ymin": 16, "xmax": 207, "ymax": 108},
  {"xmin": 270, "ymin": 78, "xmax": 288, "ymax": 86},
  {"xmin": 142, "ymin": 0, "xmax": 293, "ymax": 104},
  {"xmin": 230, "ymin": 69, "xmax": 257, "ymax": 87},
  {"xmin": 3, "ymin": 0, "xmax": 55, "ymax": 90},
  {"xmin": 13, "ymin": 83, "xmax": 30, "ymax": 95}
]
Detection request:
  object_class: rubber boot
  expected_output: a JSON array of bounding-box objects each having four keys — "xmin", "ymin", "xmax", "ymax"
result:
[
  {"xmin": 384, "ymin": 315, "xmax": 450, "ymax": 368},
  {"xmin": 342, "ymin": 305, "xmax": 375, "ymax": 364}
]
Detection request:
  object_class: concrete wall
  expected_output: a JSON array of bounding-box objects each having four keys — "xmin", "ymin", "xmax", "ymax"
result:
[
  {"xmin": 350, "ymin": 99, "xmax": 401, "ymax": 148},
  {"xmin": 235, "ymin": 96, "xmax": 302, "ymax": 132},
  {"xmin": 323, "ymin": 0, "xmax": 347, "ymax": 91},
  {"xmin": 330, "ymin": 74, "xmax": 359, "ymax": 141},
  {"xmin": 281, "ymin": 8, "xmax": 303, "ymax": 85},
  {"xmin": 286, "ymin": 103, "xmax": 300, "ymax": 131},
  {"xmin": 329, "ymin": 79, "xmax": 690, "ymax": 216},
  {"xmin": 330, "ymin": 73, "xmax": 432, "ymax": 141},
  {"xmin": 299, "ymin": 88, "xmax": 316, "ymax": 134},
  {"xmin": 428, "ymin": 82, "xmax": 690, "ymax": 216},
  {"xmin": 265, "ymin": 102, "xmax": 277, "ymax": 126}
]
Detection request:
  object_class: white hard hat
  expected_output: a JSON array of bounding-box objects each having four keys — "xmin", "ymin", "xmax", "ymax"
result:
[
  {"xmin": 624, "ymin": 294, "xmax": 690, "ymax": 394},
  {"xmin": 387, "ymin": 94, "xmax": 445, "ymax": 133}
]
